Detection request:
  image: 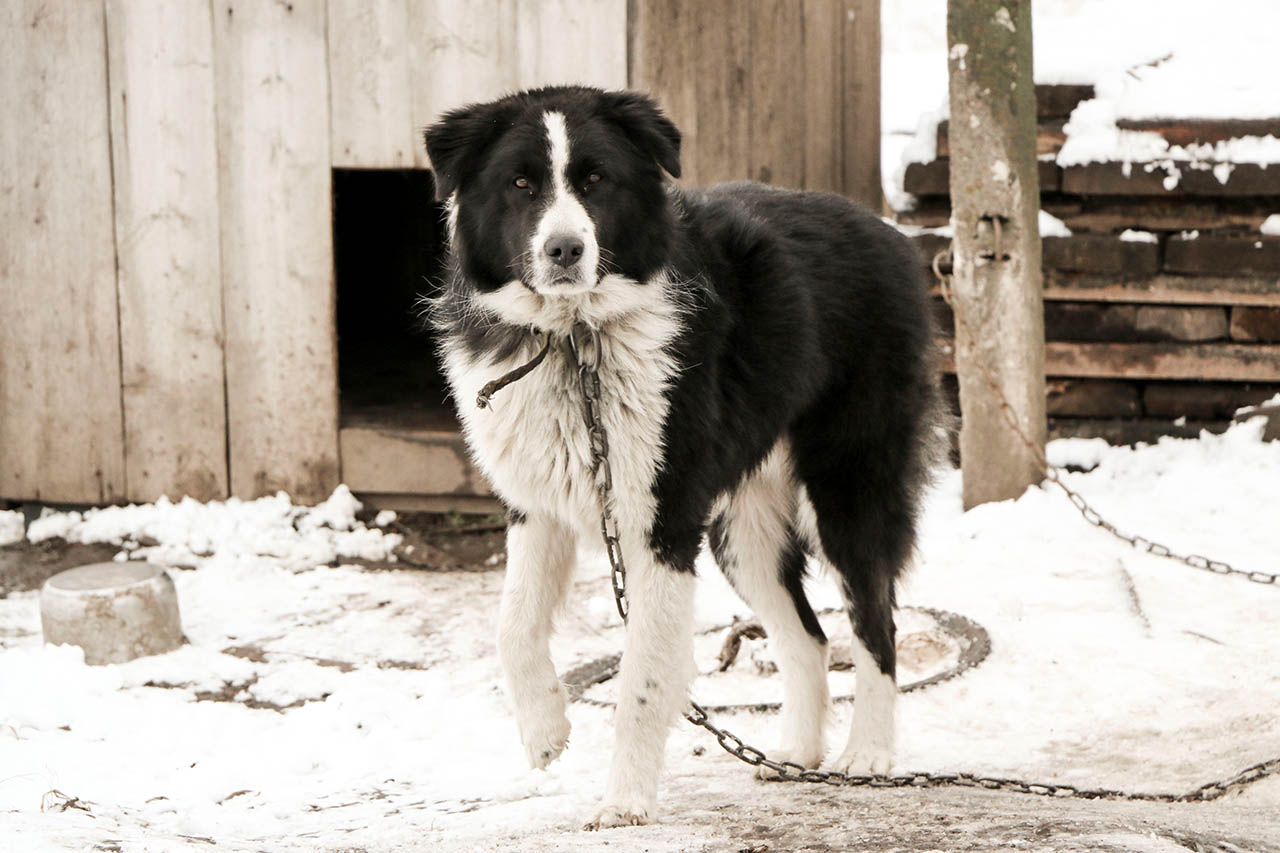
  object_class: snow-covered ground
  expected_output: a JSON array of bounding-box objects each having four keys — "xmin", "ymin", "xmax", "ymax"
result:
[
  {"xmin": 881, "ymin": 0, "xmax": 1280, "ymax": 209},
  {"xmin": 2, "ymin": 414, "xmax": 1278, "ymax": 851}
]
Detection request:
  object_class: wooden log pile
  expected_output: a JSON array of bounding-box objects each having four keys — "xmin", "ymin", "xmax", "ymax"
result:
[{"xmin": 905, "ymin": 85, "xmax": 1280, "ymax": 445}]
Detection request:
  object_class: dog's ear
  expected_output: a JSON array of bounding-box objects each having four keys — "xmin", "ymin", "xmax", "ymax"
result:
[
  {"xmin": 423, "ymin": 100, "xmax": 512, "ymax": 201},
  {"xmin": 600, "ymin": 91, "xmax": 682, "ymax": 179}
]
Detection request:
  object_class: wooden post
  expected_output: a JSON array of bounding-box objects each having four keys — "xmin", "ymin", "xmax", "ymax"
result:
[{"xmin": 946, "ymin": 0, "xmax": 1046, "ymax": 508}]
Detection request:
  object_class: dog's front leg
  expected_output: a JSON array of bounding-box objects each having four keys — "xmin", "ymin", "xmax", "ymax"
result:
[
  {"xmin": 498, "ymin": 512, "xmax": 577, "ymax": 770},
  {"xmin": 585, "ymin": 542, "xmax": 696, "ymax": 829}
]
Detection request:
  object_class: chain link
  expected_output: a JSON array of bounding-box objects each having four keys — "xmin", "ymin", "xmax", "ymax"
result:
[
  {"xmin": 932, "ymin": 248, "xmax": 1278, "ymax": 587},
  {"xmin": 563, "ymin": 309, "xmax": 1280, "ymax": 805}
]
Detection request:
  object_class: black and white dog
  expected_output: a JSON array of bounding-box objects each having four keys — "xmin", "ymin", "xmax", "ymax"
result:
[{"xmin": 424, "ymin": 86, "xmax": 939, "ymax": 828}]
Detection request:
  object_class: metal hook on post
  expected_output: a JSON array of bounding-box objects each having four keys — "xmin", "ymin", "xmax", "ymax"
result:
[{"xmin": 977, "ymin": 214, "xmax": 1010, "ymax": 264}]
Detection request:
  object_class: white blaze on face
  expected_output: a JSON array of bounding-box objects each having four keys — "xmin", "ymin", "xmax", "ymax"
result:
[{"xmin": 530, "ymin": 110, "xmax": 599, "ymax": 294}]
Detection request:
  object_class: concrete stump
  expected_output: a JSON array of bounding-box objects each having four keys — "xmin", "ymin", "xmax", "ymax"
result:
[{"xmin": 40, "ymin": 562, "xmax": 183, "ymax": 665}]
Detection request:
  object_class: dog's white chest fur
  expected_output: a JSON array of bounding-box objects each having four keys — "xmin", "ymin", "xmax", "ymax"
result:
[{"xmin": 442, "ymin": 277, "xmax": 683, "ymax": 537}]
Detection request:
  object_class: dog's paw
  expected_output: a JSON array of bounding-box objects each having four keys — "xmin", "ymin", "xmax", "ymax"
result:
[
  {"xmin": 583, "ymin": 802, "xmax": 652, "ymax": 830},
  {"xmin": 829, "ymin": 744, "xmax": 893, "ymax": 776},
  {"xmin": 520, "ymin": 710, "xmax": 571, "ymax": 770},
  {"xmin": 754, "ymin": 747, "xmax": 824, "ymax": 781}
]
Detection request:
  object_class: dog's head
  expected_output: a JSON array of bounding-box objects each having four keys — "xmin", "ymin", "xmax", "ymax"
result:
[{"xmin": 424, "ymin": 87, "xmax": 681, "ymax": 297}]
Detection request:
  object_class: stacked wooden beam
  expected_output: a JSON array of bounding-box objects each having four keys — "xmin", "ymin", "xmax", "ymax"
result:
[{"xmin": 903, "ymin": 85, "xmax": 1280, "ymax": 444}]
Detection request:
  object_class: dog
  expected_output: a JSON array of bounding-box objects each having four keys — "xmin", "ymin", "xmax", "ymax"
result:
[{"xmin": 423, "ymin": 86, "xmax": 940, "ymax": 828}]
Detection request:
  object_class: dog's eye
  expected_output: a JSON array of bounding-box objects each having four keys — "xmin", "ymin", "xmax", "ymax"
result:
[
  {"xmin": 587, "ymin": 172, "xmax": 603, "ymax": 185},
  {"xmin": 513, "ymin": 175, "xmax": 530, "ymax": 190}
]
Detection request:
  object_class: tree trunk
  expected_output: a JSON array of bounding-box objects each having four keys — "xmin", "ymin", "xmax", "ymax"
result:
[{"xmin": 946, "ymin": 0, "xmax": 1047, "ymax": 508}]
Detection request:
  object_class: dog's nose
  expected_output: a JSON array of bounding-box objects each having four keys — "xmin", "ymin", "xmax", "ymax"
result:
[{"xmin": 544, "ymin": 234, "xmax": 585, "ymax": 268}]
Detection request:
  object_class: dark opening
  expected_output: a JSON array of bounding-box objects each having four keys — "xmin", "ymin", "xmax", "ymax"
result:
[{"xmin": 333, "ymin": 169, "xmax": 454, "ymax": 428}]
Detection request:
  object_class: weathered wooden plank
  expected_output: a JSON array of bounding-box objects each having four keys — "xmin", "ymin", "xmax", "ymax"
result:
[
  {"xmin": 1047, "ymin": 341, "xmax": 1280, "ymax": 381},
  {"xmin": 1046, "ymin": 379, "xmax": 1141, "ymax": 418},
  {"xmin": 1165, "ymin": 234, "xmax": 1280, "ymax": 276},
  {"xmin": 1059, "ymin": 199, "xmax": 1275, "ymax": 233},
  {"xmin": 905, "ymin": 158, "xmax": 1060, "ymax": 196},
  {"xmin": 327, "ymin": 0, "xmax": 415, "ymax": 168},
  {"xmin": 918, "ymin": 241, "xmax": 1280, "ymax": 307},
  {"xmin": 934, "ymin": 298, "xmax": 1232, "ymax": 343},
  {"xmin": 358, "ymin": 493, "xmax": 503, "ymax": 514},
  {"xmin": 687, "ymin": 0, "xmax": 750, "ymax": 185},
  {"xmin": 749, "ymin": 0, "xmax": 805, "ymax": 187},
  {"xmin": 1049, "ymin": 417, "xmax": 1230, "ymax": 445},
  {"xmin": 1041, "ymin": 270, "xmax": 1280, "ymax": 307},
  {"xmin": 214, "ymin": 0, "xmax": 339, "ymax": 502},
  {"xmin": 1115, "ymin": 117, "xmax": 1280, "ymax": 148},
  {"xmin": 802, "ymin": 0, "xmax": 843, "ymax": 193},
  {"xmin": 1042, "ymin": 234, "xmax": 1158, "ymax": 278},
  {"xmin": 1230, "ymin": 306, "xmax": 1280, "ymax": 342},
  {"xmin": 515, "ymin": 0, "xmax": 627, "ymax": 90},
  {"xmin": 841, "ymin": 0, "xmax": 881, "ymax": 207},
  {"xmin": 340, "ymin": 424, "xmax": 492, "ymax": 497},
  {"xmin": 407, "ymin": 0, "xmax": 519, "ymax": 168},
  {"xmin": 0, "ymin": 2, "xmax": 125, "ymax": 503},
  {"xmin": 1043, "ymin": 303, "xmax": 1140, "ymax": 342},
  {"xmin": 106, "ymin": 0, "xmax": 227, "ymax": 502},
  {"xmin": 1143, "ymin": 381, "xmax": 1280, "ymax": 419},
  {"xmin": 939, "ymin": 340, "xmax": 1280, "ymax": 381},
  {"xmin": 628, "ymin": 0, "xmax": 697, "ymax": 177},
  {"xmin": 1132, "ymin": 305, "xmax": 1229, "ymax": 342},
  {"xmin": 1062, "ymin": 162, "xmax": 1280, "ymax": 197}
]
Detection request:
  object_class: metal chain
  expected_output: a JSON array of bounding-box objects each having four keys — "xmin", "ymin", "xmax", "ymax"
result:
[
  {"xmin": 564, "ymin": 317, "xmax": 1280, "ymax": 804},
  {"xmin": 931, "ymin": 249, "xmax": 1278, "ymax": 586},
  {"xmin": 569, "ymin": 323, "xmax": 630, "ymax": 622}
]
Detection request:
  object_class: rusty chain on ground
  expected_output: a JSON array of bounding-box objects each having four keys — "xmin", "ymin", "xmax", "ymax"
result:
[
  {"xmin": 931, "ymin": 248, "xmax": 1277, "ymax": 587},
  {"xmin": 551, "ymin": 297, "xmax": 1280, "ymax": 803}
]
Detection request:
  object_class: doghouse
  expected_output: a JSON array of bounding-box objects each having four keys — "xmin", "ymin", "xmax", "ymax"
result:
[{"xmin": 0, "ymin": 0, "xmax": 882, "ymax": 510}]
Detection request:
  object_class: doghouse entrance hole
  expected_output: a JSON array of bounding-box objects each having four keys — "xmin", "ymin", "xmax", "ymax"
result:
[{"xmin": 333, "ymin": 168, "xmax": 451, "ymax": 424}]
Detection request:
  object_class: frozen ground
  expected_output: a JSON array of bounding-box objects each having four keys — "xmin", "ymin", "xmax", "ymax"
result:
[{"xmin": 2, "ymin": 415, "xmax": 1278, "ymax": 852}]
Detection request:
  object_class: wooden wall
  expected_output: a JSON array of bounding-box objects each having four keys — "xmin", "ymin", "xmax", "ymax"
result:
[
  {"xmin": 0, "ymin": 0, "xmax": 631, "ymax": 506},
  {"xmin": 629, "ymin": 0, "xmax": 882, "ymax": 206},
  {"xmin": 328, "ymin": 0, "xmax": 628, "ymax": 169},
  {"xmin": 1, "ymin": 0, "xmax": 882, "ymax": 508}
]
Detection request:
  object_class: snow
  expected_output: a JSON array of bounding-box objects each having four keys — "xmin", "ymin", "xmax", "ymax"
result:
[
  {"xmin": 1120, "ymin": 229, "xmax": 1159, "ymax": 243},
  {"xmin": 3, "ymin": 418, "xmax": 1279, "ymax": 850},
  {"xmin": 25, "ymin": 485, "xmax": 401, "ymax": 572},
  {"xmin": 1038, "ymin": 210, "xmax": 1073, "ymax": 238},
  {"xmin": 1262, "ymin": 214, "xmax": 1280, "ymax": 236},
  {"xmin": 881, "ymin": 0, "xmax": 1280, "ymax": 208},
  {"xmin": 0, "ymin": 510, "xmax": 23, "ymax": 547}
]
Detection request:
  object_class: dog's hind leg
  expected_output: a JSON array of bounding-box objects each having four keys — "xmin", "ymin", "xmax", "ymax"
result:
[
  {"xmin": 709, "ymin": 442, "xmax": 830, "ymax": 775},
  {"xmin": 498, "ymin": 512, "xmax": 577, "ymax": 770},
  {"xmin": 793, "ymin": 412, "xmax": 923, "ymax": 776},
  {"xmin": 586, "ymin": 533, "xmax": 697, "ymax": 829}
]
